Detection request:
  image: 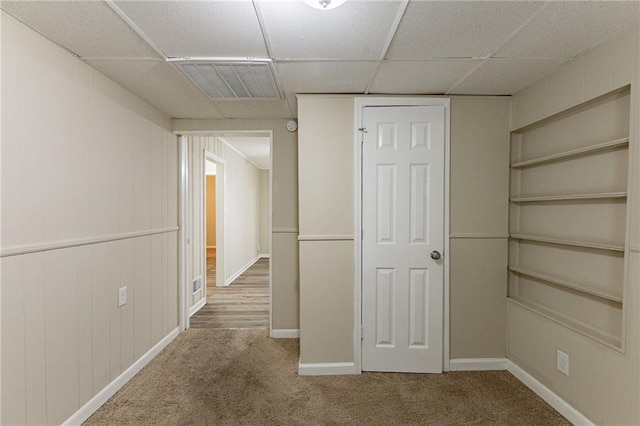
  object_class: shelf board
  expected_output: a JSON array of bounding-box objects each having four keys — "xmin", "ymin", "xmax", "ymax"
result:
[
  {"xmin": 508, "ymin": 265, "xmax": 622, "ymax": 303},
  {"xmin": 509, "ymin": 233, "xmax": 625, "ymax": 252},
  {"xmin": 510, "ymin": 137, "xmax": 629, "ymax": 169},
  {"xmin": 510, "ymin": 192, "xmax": 627, "ymax": 203},
  {"xmin": 507, "ymin": 297, "xmax": 622, "ymax": 351}
]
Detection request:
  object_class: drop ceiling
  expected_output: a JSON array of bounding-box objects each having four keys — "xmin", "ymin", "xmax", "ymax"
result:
[{"xmin": 2, "ymin": 0, "xmax": 639, "ymax": 120}]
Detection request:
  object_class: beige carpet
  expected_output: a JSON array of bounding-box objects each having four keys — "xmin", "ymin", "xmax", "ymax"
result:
[{"xmin": 84, "ymin": 329, "xmax": 569, "ymax": 425}]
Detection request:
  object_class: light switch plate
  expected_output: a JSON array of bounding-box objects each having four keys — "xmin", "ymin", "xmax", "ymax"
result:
[
  {"xmin": 557, "ymin": 349, "xmax": 569, "ymax": 376},
  {"xmin": 118, "ymin": 287, "xmax": 127, "ymax": 307}
]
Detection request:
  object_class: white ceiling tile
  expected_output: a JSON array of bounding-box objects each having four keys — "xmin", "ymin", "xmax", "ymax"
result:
[
  {"xmin": 0, "ymin": 1, "xmax": 160, "ymax": 58},
  {"xmin": 277, "ymin": 61, "xmax": 378, "ymax": 95},
  {"xmin": 212, "ymin": 99, "xmax": 292, "ymax": 119},
  {"xmin": 85, "ymin": 59, "xmax": 224, "ymax": 119},
  {"xmin": 257, "ymin": 1, "xmax": 401, "ymax": 59},
  {"xmin": 496, "ymin": 1, "xmax": 640, "ymax": 58},
  {"xmin": 387, "ymin": 1, "xmax": 545, "ymax": 59},
  {"xmin": 114, "ymin": 0, "xmax": 268, "ymax": 58},
  {"xmin": 369, "ymin": 60, "xmax": 480, "ymax": 94},
  {"xmin": 450, "ymin": 58, "xmax": 567, "ymax": 95}
]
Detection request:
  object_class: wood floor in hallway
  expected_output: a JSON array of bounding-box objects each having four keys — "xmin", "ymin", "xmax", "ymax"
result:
[{"xmin": 190, "ymin": 258, "xmax": 269, "ymax": 329}]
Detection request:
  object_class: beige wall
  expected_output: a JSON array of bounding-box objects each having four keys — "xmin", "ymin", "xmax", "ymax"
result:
[
  {"xmin": 509, "ymin": 25, "xmax": 640, "ymax": 424},
  {"xmin": 206, "ymin": 175, "xmax": 216, "ymax": 247},
  {"xmin": 449, "ymin": 97, "xmax": 510, "ymax": 359},
  {"xmin": 1, "ymin": 12, "xmax": 179, "ymax": 425},
  {"xmin": 187, "ymin": 136, "xmax": 261, "ymax": 307},
  {"xmin": 173, "ymin": 119, "xmax": 299, "ymax": 330},
  {"xmin": 297, "ymin": 96, "xmax": 355, "ymax": 363},
  {"xmin": 296, "ymin": 95, "xmax": 510, "ymax": 364}
]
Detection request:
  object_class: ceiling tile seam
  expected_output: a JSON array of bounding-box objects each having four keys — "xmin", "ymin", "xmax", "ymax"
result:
[
  {"xmin": 103, "ymin": 1, "xmax": 227, "ymax": 119},
  {"xmin": 0, "ymin": 8, "xmax": 82, "ymax": 58},
  {"xmin": 377, "ymin": 0, "xmax": 410, "ymax": 61},
  {"xmin": 363, "ymin": 61, "xmax": 385, "ymax": 95},
  {"xmin": 443, "ymin": 59, "xmax": 488, "ymax": 95},
  {"xmin": 484, "ymin": 0, "xmax": 551, "ymax": 60},
  {"xmin": 252, "ymin": 0, "xmax": 291, "ymax": 117},
  {"xmin": 103, "ymin": 0, "xmax": 166, "ymax": 60},
  {"xmin": 80, "ymin": 57, "xmax": 165, "ymax": 62}
]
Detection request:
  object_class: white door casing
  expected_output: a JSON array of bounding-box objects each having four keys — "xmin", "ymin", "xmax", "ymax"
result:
[{"xmin": 361, "ymin": 105, "xmax": 445, "ymax": 373}]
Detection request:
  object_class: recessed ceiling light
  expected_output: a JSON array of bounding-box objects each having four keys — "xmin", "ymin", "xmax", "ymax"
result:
[{"xmin": 304, "ymin": 0, "xmax": 347, "ymax": 10}]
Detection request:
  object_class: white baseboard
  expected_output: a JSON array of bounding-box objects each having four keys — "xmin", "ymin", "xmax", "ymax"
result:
[
  {"xmin": 188, "ymin": 298, "xmax": 206, "ymax": 317},
  {"xmin": 298, "ymin": 362, "xmax": 357, "ymax": 376},
  {"xmin": 62, "ymin": 327, "xmax": 180, "ymax": 426},
  {"xmin": 270, "ymin": 329, "xmax": 299, "ymax": 338},
  {"xmin": 225, "ymin": 255, "xmax": 261, "ymax": 285},
  {"xmin": 259, "ymin": 254, "xmax": 270, "ymax": 259},
  {"xmin": 507, "ymin": 360, "xmax": 594, "ymax": 426},
  {"xmin": 450, "ymin": 358, "xmax": 507, "ymax": 371}
]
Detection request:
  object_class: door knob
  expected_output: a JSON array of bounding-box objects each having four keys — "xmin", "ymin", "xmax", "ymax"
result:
[{"xmin": 430, "ymin": 250, "xmax": 442, "ymax": 260}]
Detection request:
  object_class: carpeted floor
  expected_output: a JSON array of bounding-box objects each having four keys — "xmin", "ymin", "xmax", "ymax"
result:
[{"xmin": 84, "ymin": 329, "xmax": 569, "ymax": 425}]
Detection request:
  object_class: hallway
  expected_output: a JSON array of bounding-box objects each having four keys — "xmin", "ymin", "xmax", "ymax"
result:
[{"xmin": 190, "ymin": 257, "xmax": 270, "ymax": 329}]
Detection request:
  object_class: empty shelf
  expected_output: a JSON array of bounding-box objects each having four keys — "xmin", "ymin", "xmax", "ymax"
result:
[
  {"xmin": 510, "ymin": 137, "xmax": 629, "ymax": 168},
  {"xmin": 508, "ymin": 265, "xmax": 622, "ymax": 303},
  {"xmin": 507, "ymin": 297, "xmax": 622, "ymax": 350},
  {"xmin": 509, "ymin": 233, "xmax": 625, "ymax": 252},
  {"xmin": 510, "ymin": 192, "xmax": 627, "ymax": 203}
]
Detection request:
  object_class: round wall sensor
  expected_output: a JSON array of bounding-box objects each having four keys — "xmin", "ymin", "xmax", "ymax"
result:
[{"xmin": 286, "ymin": 120, "xmax": 298, "ymax": 132}]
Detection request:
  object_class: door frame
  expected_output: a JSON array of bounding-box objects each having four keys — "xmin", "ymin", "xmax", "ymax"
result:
[
  {"xmin": 204, "ymin": 150, "xmax": 226, "ymax": 289},
  {"xmin": 353, "ymin": 97, "xmax": 451, "ymax": 373}
]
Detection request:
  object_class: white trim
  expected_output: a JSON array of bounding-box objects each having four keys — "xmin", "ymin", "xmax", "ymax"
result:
[
  {"xmin": 217, "ymin": 136, "xmax": 265, "ymax": 171},
  {"xmin": 270, "ymin": 329, "xmax": 299, "ymax": 338},
  {"xmin": 272, "ymin": 227, "xmax": 299, "ymax": 233},
  {"xmin": 179, "ymin": 136, "xmax": 189, "ymax": 332},
  {"xmin": 206, "ymin": 245, "xmax": 216, "ymax": 249},
  {"xmin": 188, "ymin": 298, "xmax": 206, "ymax": 317},
  {"xmin": 0, "ymin": 226, "xmax": 179, "ymax": 258},
  {"xmin": 507, "ymin": 360, "xmax": 594, "ymax": 426},
  {"xmin": 298, "ymin": 235, "xmax": 354, "ymax": 241},
  {"xmin": 225, "ymin": 255, "xmax": 262, "ymax": 286},
  {"xmin": 450, "ymin": 358, "xmax": 507, "ymax": 371},
  {"xmin": 449, "ymin": 233, "xmax": 509, "ymax": 239},
  {"xmin": 298, "ymin": 362, "xmax": 357, "ymax": 376},
  {"xmin": 353, "ymin": 97, "xmax": 451, "ymax": 374},
  {"xmin": 259, "ymin": 253, "xmax": 270, "ymax": 259},
  {"xmin": 62, "ymin": 327, "xmax": 180, "ymax": 426}
]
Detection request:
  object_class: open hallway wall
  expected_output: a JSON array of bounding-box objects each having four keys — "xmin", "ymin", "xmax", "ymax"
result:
[
  {"xmin": 174, "ymin": 120, "xmax": 298, "ymax": 334},
  {"xmin": 186, "ymin": 136, "xmax": 263, "ymax": 310},
  {"xmin": 1, "ymin": 12, "xmax": 179, "ymax": 425}
]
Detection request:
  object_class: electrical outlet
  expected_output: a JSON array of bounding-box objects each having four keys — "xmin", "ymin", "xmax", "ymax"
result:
[
  {"xmin": 557, "ymin": 350, "xmax": 569, "ymax": 376},
  {"xmin": 118, "ymin": 287, "xmax": 127, "ymax": 307}
]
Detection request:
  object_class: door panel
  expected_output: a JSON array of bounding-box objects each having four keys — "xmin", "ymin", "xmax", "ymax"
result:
[{"xmin": 362, "ymin": 105, "xmax": 444, "ymax": 373}]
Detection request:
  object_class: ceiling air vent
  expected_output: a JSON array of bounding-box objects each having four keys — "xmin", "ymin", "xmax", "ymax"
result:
[{"xmin": 169, "ymin": 57, "xmax": 282, "ymax": 100}]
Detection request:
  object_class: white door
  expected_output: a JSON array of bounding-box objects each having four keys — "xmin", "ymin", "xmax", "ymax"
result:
[{"xmin": 361, "ymin": 105, "xmax": 445, "ymax": 373}]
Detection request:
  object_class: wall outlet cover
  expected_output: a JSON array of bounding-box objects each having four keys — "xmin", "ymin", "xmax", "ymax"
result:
[{"xmin": 557, "ymin": 349, "xmax": 569, "ymax": 376}]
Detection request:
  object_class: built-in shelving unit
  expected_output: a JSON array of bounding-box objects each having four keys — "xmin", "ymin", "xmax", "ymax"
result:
[{"xmin": 508, "ymin": 87, "xmax": 631, "ymax": 350}]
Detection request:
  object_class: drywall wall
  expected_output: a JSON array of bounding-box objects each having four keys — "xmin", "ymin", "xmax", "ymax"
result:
[
  {"xmin": 206, "ymin": 175, "xmax": 216, "ymax": 247},
  {"xmin": 297, "ymin": 96, "xmax": 355, "ymax": 364},
  {"xmin": 186, "ymin": 135, "xmax": 262, "ymax": 308},
  {"xmin": 296, "ymin": 95, "xmax": 510, "ymax": 365},
  {"xmin": 0, "ymin": 12, "xmax": 179, "ymax": 424},
  {"xmin": 449, "ymin": 97, "xmax": 510, "ymax": 359},
  {"xmin": 173, "ymin": 119, "xmax": 299, "ymax": 331},
  {"xmin": 508, "ymin": 24, "xmax": 640, "ymax": 424}
]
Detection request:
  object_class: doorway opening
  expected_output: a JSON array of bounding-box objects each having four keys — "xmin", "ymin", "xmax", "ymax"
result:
[{"xmin": 181, "ymin": 132, "xmax": 272, "ymax": 331}]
